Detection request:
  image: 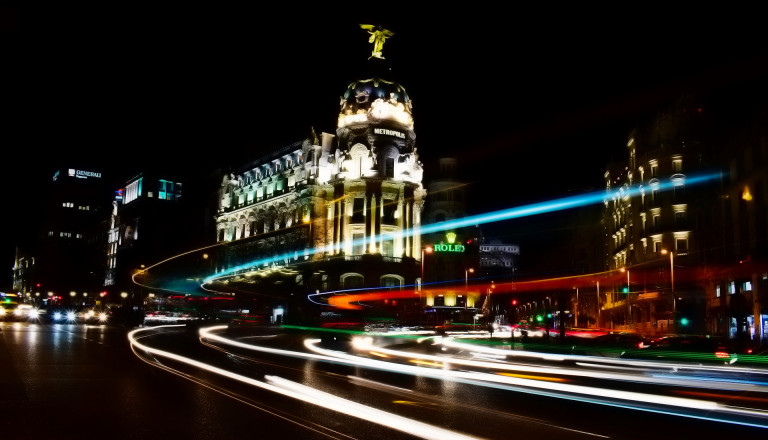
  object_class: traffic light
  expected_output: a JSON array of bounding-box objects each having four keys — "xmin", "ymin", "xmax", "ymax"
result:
[
  {"xmin": 621, "ymin": 286, "xmax": 629, "ymax": 293},
  {"xmin": 546, "ymin": 313, "xmax": 552, "ymax": 319},
  {"xmin": 680, "ymin": 317, "xmax": 689, "ymax": 326},
  {"xmin": 511, "ymin": 299, "xmax": 517, "ymax": 306},
  {"xmin": 536, "ymin": 315, "xmax": 543, "ymax": 322}
]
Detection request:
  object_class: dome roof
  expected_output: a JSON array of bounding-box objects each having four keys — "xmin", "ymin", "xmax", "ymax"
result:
[{"xmin": 338, "ymin": 77, "xmax": 413, "ymax": 129}]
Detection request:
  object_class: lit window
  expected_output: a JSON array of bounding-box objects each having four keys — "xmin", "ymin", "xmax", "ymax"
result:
[
  {"xmin": 729, "ymin": 281, "xmax": 736, "ymax": 294},
  {"xmin": 744, "ymin": 281, "xmax": 752, "ymax": 291},
  {"xmin": 715, "ymin": 286, "xmax": 720, "ymax": 298}
]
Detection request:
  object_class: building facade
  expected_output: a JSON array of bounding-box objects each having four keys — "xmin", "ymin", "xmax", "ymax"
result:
[
  {"xmin": 602, "ymin": 91, "xmax": 768, "ymax": 343},
  {"xmin": 209, "ymin": 63, "xmax": 427, "ymax": 324},
  {"xmin": 13, "ymin": 167, "xmax": 112, "ymax": 307}
]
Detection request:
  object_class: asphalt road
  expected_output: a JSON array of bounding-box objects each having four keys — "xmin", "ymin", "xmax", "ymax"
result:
[{"xmin": 3, "ymin": 321, "xmax": 768, "ymax": 440}]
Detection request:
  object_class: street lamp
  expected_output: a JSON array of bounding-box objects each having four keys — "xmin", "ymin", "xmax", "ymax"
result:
[
  {"xmin": 573, "ymin": 287, "xmax": 579, "ymax": 327},
  {"xmin": 465, "ymin": 267, "xmax": 474, "ymax": 291},
  {"xmin": 464, "ymin": 268, "xmax": 474, "ymax": 309},
  {"xmin": 620, "ymin": 267, "xmax": 630, "ymax": 328},
  {"xmin": 662, "ymin": 249, "xmax": 675, "ymax": 330},
  {"xmin": 421, "ymin": 246, "xmax": 432, "ymax": 291}
]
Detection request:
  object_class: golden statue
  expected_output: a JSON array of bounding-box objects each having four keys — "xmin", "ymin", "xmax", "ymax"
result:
[{"xmin": 360, "ymin": 24, "xmax": 394, "ymax": 59}]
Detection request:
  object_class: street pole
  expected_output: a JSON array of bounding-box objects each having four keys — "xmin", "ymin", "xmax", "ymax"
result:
[
  {"xmin": 595, "ymin": 281, "xmax": 600, "ymax": 328},
  {"xmin": 574, "ymin": 287, "xmax": 579, "ymax": 328},
  {"xmin": 627, "ymin": 269, "xmax": 631, "ymax": 330},
  {"xmin": 671, "ymin": 251, "xmax": 675, "ymax": 334}
]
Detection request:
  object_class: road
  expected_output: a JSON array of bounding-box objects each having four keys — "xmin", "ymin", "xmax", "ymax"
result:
[{"xmin": 3, "ymin": 321, "xmax": 768, "ymax": 439}]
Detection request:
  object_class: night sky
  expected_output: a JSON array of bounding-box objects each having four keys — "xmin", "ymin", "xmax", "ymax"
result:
[{"xmin": 3, "ymin": 6, "xmax": 768, "ymax": 287}]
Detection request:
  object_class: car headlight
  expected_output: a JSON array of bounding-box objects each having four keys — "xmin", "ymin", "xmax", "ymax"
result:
[
  {"xmin": 28, "ymin": 309, "xmax": 40, "ymax": 319},
  {"xmin": 53, "ymin": 312, "xmax": 63, "ymax": 321},
  {"xmin": 0, "ymin": 307, "xmax": 5, "ymax": 316}
]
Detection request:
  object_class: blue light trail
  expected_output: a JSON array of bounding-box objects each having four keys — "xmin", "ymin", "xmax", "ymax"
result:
[{"xmin": 204, "ymin": 171, "xmax": 722, "ymax": 284}]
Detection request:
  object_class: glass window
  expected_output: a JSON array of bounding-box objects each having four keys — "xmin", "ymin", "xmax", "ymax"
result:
[{"xmin": 352, "ymin": 233, "xmax": 365, "ymax": 255}]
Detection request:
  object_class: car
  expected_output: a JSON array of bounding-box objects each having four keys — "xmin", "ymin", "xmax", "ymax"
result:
[
  {"xmin": 1, "ymin": 303, "xmax": 43, "ymax": 322},
  {"xmin": 570, "ymin": 332, "xmax": 651, "ymax": 357},
  {"xmin": 619, "ymin": 335, "xmax": 734, "ymax": 364},
  {"xmin": 0, "ymin": 301, "xmax": 19, "ymax": 321}
]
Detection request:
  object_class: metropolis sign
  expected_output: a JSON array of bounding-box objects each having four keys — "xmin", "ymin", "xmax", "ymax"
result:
[{"xmin": 373, "ymin": 127, "xmax": 406, "ymax": 139}]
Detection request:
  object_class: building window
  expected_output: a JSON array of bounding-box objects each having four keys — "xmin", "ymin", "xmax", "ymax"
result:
[
  {"xmin": 341, "ymin": 273, "xmax": 364, "ymax": 289},
  {"xmin": 715, "ymin": 285, "xmax": 721, "ymax": 298},
  {"xmin": 675, "ymin": 237, "xmax": 688, "ymax": 251},
  {"xmin": 744, "ymin": 281, "xmax": 753, "ymax": 292},
  {"xmin": 352, "ymin": 197, "xmax": 365, "ymax": 222},
  {"xmin": 672, "ymin": 159, "xmax": 682, "ymax": 172},
  {"xmin": 675, "ymin": 211, "xmax": 686, "ymax": 225},
  {"xmin": 651, "ymin": 164, "xmax": 658, "ymax": 177},
  {"xmin": 382, "ymin": 238, "xmax": 394, "ymax": 257},
  {"xmin": 654, "ymin": 241, "xmax": 662, "ymax": 252},
  {"xmin": 653, "ymin": 214, "xmax": 660, "ymax": 229},
  {"xmin": 380, "ymin": 275, "xmax": 403, "ymax": 288},
  {"xmin": 729, "ymin": 281, "xmax": 736, "ymax": 294},
  {"xmin": 352, "ymin": 233, "xmax": 365, "ymax": 255},
  {"xmin": 385, "ymin": 158, "xmax": 394, "ymax": 178}
]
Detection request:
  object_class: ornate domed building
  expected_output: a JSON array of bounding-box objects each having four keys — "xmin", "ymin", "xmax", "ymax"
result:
[{"xmin": 207, "ymin": 28, "xmax": 427, "ymax": 325}]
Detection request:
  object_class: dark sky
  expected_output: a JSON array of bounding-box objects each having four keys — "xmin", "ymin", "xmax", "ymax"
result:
[{"xmin": 3, "ymin": 6, "xmax": 768, "ymax": 287}]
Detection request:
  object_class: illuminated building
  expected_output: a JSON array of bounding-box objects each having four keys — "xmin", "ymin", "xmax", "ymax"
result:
[
  {"xmin": 210, "ymin": 54, "xmax": 426, "ymax": 323},
  {"xmin": 421, "ymin": 157, "xmax": 480, "ymax": 324},
  {"xmin": 602, "ymin": 90, "xmax": 768, "ymax": 342},
  {"xmin": 12, "ymin": 167, "xmax": 112, "ymax": 306},
  {"xmin": 103, "ymin": 169, "xmax": 209, "ymax": 306},
  {"xmin": 478, "ymin": 240, "xmax": 519, "ymax": 278}
]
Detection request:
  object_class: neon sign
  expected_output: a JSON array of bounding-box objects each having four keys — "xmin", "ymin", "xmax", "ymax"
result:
[
  {"xmin": 433, "ymin": 243, "xmax": 465, "ymax": 252},
  {"xmin": 432, "ymin": 231, "xmax": 465, "ymax": 252},
  {"xmin": 68, "ymin": 169, "xmax": 101, "ymax": 179}
]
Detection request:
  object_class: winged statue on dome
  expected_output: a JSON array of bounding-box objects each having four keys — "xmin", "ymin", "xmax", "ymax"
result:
[{"xmin": 360, "ymin": 24, "xmax": 394, "ymax": 59}]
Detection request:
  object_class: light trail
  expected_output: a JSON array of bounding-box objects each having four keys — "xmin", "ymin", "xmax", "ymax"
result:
[
  {"xmin": 128, "ymin": 325, "xmax": 486, "ymax": 440},
  {"xmin": 197, "ymin": 325, "xmax": 768, "ymax": 428},
  {"xmin": 203, "ymin": 171, "xmax": 722, "ymax": 284}
]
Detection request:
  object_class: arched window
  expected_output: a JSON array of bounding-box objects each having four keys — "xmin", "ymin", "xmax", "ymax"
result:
[
  {"xmin": 341, "ymin": 273, "xmax": 364, "ymax": 289},
  {"xmin": 380, "ymin": 275, "xmax": 403, "ymax": 289}
]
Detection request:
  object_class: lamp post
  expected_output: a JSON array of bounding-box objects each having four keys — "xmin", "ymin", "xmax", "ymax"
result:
[
  {"xmin": 621, "ymin": 267, "xmax": 630, "ymax": 329},
  {"xmin": 420, "ymin": 246, "xmax": 432, "ymax": 316},
  {"xmin": 421, "ymin": 246, "xmax": 432, "ymax": 291},
  {"xmin": 661, "ymin": 249, "xmax": 675, "ymax": 332},
  {"xmin": 573, "ymin": 287, "xmax": 579, "ymax": 328},
  {"xmin": 465, "ymin": 267, "xmax": 474, "ymax": 291},
  {"xmin": 464, "ymin": 267, "xmax": 474, "ymax": 309}
]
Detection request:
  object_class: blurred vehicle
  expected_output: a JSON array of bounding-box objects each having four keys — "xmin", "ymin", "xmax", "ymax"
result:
[
  {"xmin": 1, "ymin": 303, "xmax": 43, "ymax": 322},
  {"xmin": 619, "ymin": 335, "xmax": 734, "ymax": 364},
  {"xmin": 0, "ymin": 302, "xmax": 19, "ymax": 321},
  {"xmin": 728, "ymin": 342, "xmax": 768, "ymax": 367},
  {"xmin": 571, "ymin": 332, "xmax": 651, "ymax": 357}
]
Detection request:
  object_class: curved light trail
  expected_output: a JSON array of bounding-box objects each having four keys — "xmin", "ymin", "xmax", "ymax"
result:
[
  {"xmin": 199, "ymin": 325, "xmax": 768, "ymax": 429},
  {"xmin": 128, "ymin": 324, "xmax": 486, "ymax": 440}
]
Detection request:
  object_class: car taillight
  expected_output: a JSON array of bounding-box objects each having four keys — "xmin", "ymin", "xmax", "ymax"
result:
[{"xmin": 715, "ymin": 351, "xmax": 730, "ymax": 359}]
